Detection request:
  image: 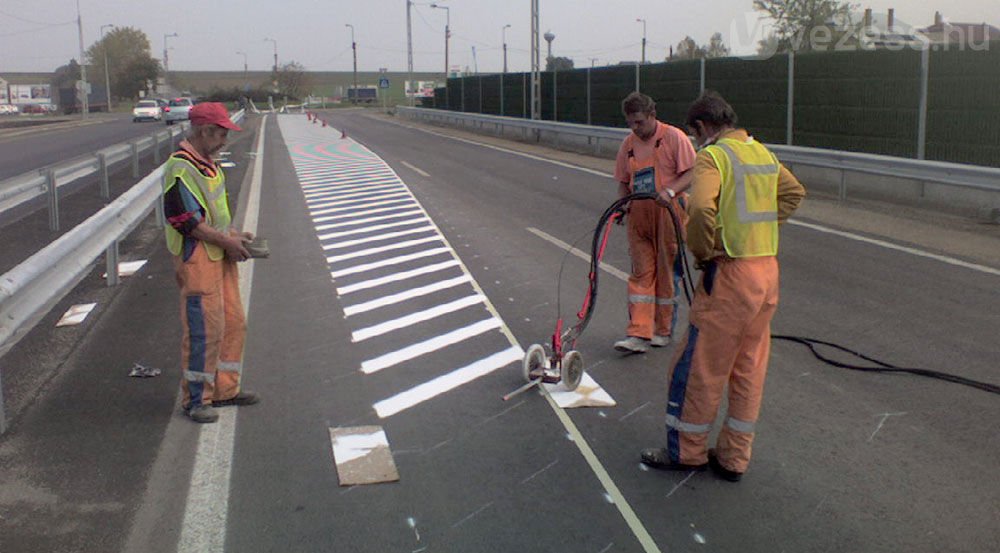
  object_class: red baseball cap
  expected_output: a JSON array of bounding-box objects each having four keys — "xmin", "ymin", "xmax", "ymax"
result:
[{"xmin": 189, "ymin": 102, "xmax": 242, "ymax": 131}]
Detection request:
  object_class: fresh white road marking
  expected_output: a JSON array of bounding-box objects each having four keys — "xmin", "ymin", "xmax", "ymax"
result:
[
  {"xmin": 400, "ymin": 160, "xmax": 431, "ymax": 177},
  {"xmin": 360, "ymin": 319, "xmax": 503, "ymax": 374},
  {"xmin": 342, "ymin": 275, "xmax": 473, "ymax": 317},
  {"xmin": 321, "ymin": 225, "xmax": 435, "ymax": 250},
  {"xmin": 330, "ymin": 247, "xmax": 451, "ymax": 279},
  {"xmin": 336, "ymin": 260, "xmax": 461, "ymax": 295},
  {"xmin": 316, "ymin": 209, "xmax": 424, "ymax": 231},
  {"xmin": 352, "ymin": 295, "xmax": 485, "ymax": 342},
  {"xmin": 325, "ymin": 236, "xmax": 442, "ymax": 264}
]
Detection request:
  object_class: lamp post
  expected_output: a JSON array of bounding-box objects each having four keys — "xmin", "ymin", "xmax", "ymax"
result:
[
  {"xmin": 236, "ymin": 51, "xmax": 248, "ymax": 88},
  {"xmin": 75, "ymin": 0, "xmax": 89, "ymax": 117},
  {"xmin": 263, "ymin": 37, "xmax": 278, "ymax": 74},
  {"xmin": 430, "ymin": 3, "xmax": 450, "ymax": 78},
  {"xmin": 502, "ymin": 24, "xmax": 511, "ymax": 73},
  {"xmin": 163, "ymin": 32, "xmax": 178, "ymax": 74},
  {"xmin": 636, "ymin": 18, "xmax": 647, "ymax": 64},
  {"xmin": 345, "ymin": 24, "xmax": 357, "ymax": 103},
  {"xmin": 100, "ymin": 24, "xmax": 113, "ymax": 109}
]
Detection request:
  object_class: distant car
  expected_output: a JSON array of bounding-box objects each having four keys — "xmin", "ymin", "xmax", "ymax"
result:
[
  {"xmin": 163, "ymin": 97, "xmax": 194, "ymax": 125},
  {"xmin": 153, "ymin": 98, "xmax": 168, "ymax": 111},
  {"xmin": 0, "ymin": 104, "xmax": 17, "ymax": 115},
  {"xmin": 132, "ymin": 100, "xmax": 162, "ymax": 122},
  {"xmin": 21, "ymin": 104, "xmax": 49, "ymax": 114}
]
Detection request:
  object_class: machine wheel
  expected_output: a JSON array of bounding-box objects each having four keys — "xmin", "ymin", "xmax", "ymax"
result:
[
  {"xmin": 562, "ymin": 350, "xmax": 584, "ymax": 392},
  {"xmin": 522, "ymin": 344, "xmax": 546, "ymax": 383}
]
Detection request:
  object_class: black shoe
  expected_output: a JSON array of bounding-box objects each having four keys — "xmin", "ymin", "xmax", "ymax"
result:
[
  {"xmin": 708, "ymin": 449, "xmax": 743, "ymax": 482},
  {"xmin": 213, "ymin": 390, "xmax": 260, "ymax": 407},
  {"xmin": 640, "ymin": 448, "xmax": 707, "ymax": 471}
]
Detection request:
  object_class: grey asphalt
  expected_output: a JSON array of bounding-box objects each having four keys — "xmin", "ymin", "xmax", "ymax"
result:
[{"xmin": 0, "ymin": 111, "xmax": 997, "ymax": 553}]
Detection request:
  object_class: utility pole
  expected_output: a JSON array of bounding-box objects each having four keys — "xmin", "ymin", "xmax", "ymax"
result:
[
  {"xmin": 345, "ymin": 24, "xmax": 357, "ymax": 104},
  {"xmin": 431, "ymin": 4, "xmax": 450, "ymax": 78},
  {"xmin": 100, "ymin": 24, "xmax": 113, "ymax": 109},
  {"xmin": 237, "ymin": 51, "xmax": 248, "ymax": 89},
  {"xmin": 637, "ymin": 18, "xmax": 647, "ymax": 64},
  {"xmin": 472, "ymin": 45, "xmax": 477, "ymax": 74},
  {"xmin": 263, "ymin": 37, "xmax": 277, "ymax": 73},
  {"xmin": 163, "ymin": 32, "xmax": 178, "ymax": 74},
  {"xmin": 75, "ymin": 0, "xmax": 89, "ymax": 118},
  {"xmin": 406, "ymin": 0, "xmax": 414, "ymax": 106},
  {"xmin": 530, "ymin": 0, "xmax": 540, "ymax": 120},
  {"xmin": 502, "ymin": 24, "xmax": 511, "ymax": 73}
]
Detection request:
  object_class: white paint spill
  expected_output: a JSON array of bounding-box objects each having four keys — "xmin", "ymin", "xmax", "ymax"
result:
[
  {"xmin": 566, "ymin": 433, "xmax": 575, "ymax": 442},
  {"xmin": 101, "ymin": 259, "xmax": 147, "ymax": 278},
  {"xmin": 56, "ymin": 303, "xmax": 97, "ymax": 327},
  {"xmin": 545, "ymin": 373, "xmax": 617, "ymax": 408},
  {"xmin": 598, "ymin": 411, "xmax": 608, "ymax": 418},
  {"xmin": 331, "ymin": 430, "xmax": 388, "ymax": 464},
  {"xmin": 693, "ymin": 533, "xmax": 706, "ymax": 544},
  {"xmin": 603, "ymin": 492, "xmax": 615, "ymax": 504},
  {"xmin": 638, "ymin": 463, "xmax": 649, "ymax": 472}
]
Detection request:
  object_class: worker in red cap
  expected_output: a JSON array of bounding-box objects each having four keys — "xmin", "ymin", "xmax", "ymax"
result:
[
  {"xmin": 640, "ymin": 91, "xmax": 805, "ymax": 481},
  {"xmin": 162, "ymin": 102, "xmax": 259, "ymax": 423},
  {"xmin": 612, "ymin": 92, "xmax": 697, "ymax": 354}
]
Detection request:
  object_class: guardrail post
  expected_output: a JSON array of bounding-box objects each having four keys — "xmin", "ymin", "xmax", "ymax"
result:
[
  {"xmin": 917, "ymin": 46, "xmax": 929, "ymax": 160},
  {"xmin": 105, "ymin": 240, "xmax": 120, "ymax": 287},
  {"xmin": 131, "ymin": 142, "xmax": 140, "ymax": 178},
  {"xmin": 153, "ymin": 132, "xmax": 161, "ymax": 165},
  {"xmin": 46, "ymin": 169, "xmax": 59, "ymax": 231},
  {"xmin": 98, "ymin": 153, "xmax": 110, "ymax": 200}
]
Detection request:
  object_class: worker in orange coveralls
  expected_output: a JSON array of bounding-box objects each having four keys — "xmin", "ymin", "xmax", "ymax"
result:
[
  {"xmin": 612, "ymin": 92, "xmax": 697, "ymax": 354},
  {"xmin": 162, "ymin": 102, "xmax": 260, "ymax": 424},
  {"xmin": 641, "ymin": 91, "xmax": 805, "ymax": 482}
]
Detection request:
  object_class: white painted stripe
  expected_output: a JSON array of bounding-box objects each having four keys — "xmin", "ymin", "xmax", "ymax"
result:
[
  {"xmin": 177, "ymin": 114, "xmax": 267, "ymax": 553},
  {"xmin": 326, "ymin": 236, "xmax": 442, "ymax": 264},
  {"xmin": 352, "ymin": 295, "xmax": 485, "ymax": 342},
  {"xmin": 360, "ymin": 318, "xmax": 503, "ymax": 374},
  {"xmin": 343, "ymin": 275, "xmax": 472, "ymax": 316},
  {"xmin": 788, "ymin": 220, "xmax": 1000, "ymax": 277},
  {"xmin": 313, "ymin": 204, "xmax": 418, "ymax": 223},
  {"xmin": 318, "ymin": 217, "xmax": 429, "ymax": 240},
  {"xmin": 305, "ymin": 183, "xmax": 400, "ymax": 200},
  {"xmin": 302, "ymin": 172, "xmax": 397, "ymax": 185},
  {"xmin": 331, "ymin": 247, "xmax": 452, "ymax": 278},
  {"xmin": 373, "ymin": 347, "xmax": 523, "ymax": 417},
  {"xmin": 322, "ymin": 225, "xmax": 436, "ymax": 250},
  {"xmin": 337, "ymin": 260, "xmax": 461, "ymax": 295},
  {"xmin": 309, "ymin": 191, "xmax": 412, "ymax": 210},
  {"xmin": 527, "ymin": 227, "xmax": 630, "ymax": 282},
  {"xmin": 302, "ymin": 178, "xmax": 399, "ymax": 191},
  {"xmin": 399, "ymin": 160, "xmax": 431, "ymax": 177},
  {"xmin": 316, "ymin": 209, "xmax": 424, "ymax": 231},
  {"xmin": 306, "ymin": 189, "xmax": 406, "ymax": 208},
  {"xmin": 310, "ymin": 197, "xmax": 414, "ymax": 216}
]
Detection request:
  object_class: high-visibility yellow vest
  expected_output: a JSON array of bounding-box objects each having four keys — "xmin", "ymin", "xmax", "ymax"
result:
[
  {"xmin": 703, "ymin": 137, "xmax": 780, "ymax": 258},
  {"xmin": 163, "ymin": 156, "xmax": 231, "ymax": 261}
]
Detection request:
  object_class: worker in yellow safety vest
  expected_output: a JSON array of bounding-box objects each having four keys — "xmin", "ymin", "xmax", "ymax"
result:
[
  {"xmin": 641, "ymin": 91, "xmax": 806, "ymax": 481},
  {"xmin": 162, "ymin": 102, "xmax": 259, "ymax": 424}
]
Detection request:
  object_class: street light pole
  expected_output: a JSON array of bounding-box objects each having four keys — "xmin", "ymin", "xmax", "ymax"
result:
[
  {"xmin": 637, "ymin": 18, "xmax": 647, "ymax": 64},
  {"xmin": 407, "ymin": 0, "xmax": 414, "ymax": 106},
  {"xmin": 345, "ymin": 24, "xmax": 357, "ymax": 104},
  {"xmin": 430, "ymin": 4, "xmax": 450, "ymax": 78},
  {"xmin": 236, "ymin": 51, "xmax": 248, "ymax": 88},
  {"xmin": 100, "ymin": 24, "xmax": 113, "ymax": 109},
  {"xmin": 530, "ymin": 0, "xmax": 540, "ymax": 120},
  {"xmin": 76, "ymin": 0, "xmax": 89, "ymax": 118},
  {"xmin": 263, "ymin": 37, "xmax": 277, "ymax": 74},
  {"xmin": 502, "ymin": 24, "xmax": 511, "ymax": 73},
  {"xmin": 163, "ymin": 32, "xmax": 178, "ymax": 74}
]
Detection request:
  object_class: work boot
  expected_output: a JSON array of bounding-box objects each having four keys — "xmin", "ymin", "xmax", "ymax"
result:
[
  {"xmin": 614, "ymin": 336, "xmax": 649, "ymax": 353},
  {"xmin": 650, "ymin": 335, "xmax": 672, "ymax": 347},
  {"xmin": 212, "ymin": 390, "xmax": 260, "ymax": 407},
  {"xmin": 640, "ymin": 448, "xmax": 707, "ymax": 471},
  {"xmin": 185, "ymin": 404, "xmax": 219, "ymax": 424},
  {"xmin": 708, "ymin": 449, "xmax": 743, "ymax": 482}
]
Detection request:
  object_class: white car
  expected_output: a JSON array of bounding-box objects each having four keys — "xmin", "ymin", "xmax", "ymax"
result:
[
  {"xmin": 0, "ymin": 104, "xmax": 19, "ymax": 115},
  {"xmin": 132, "ymin": 100, "xmax": 162, "ymax": 122}
]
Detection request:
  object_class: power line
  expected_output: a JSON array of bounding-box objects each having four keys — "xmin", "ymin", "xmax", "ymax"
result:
[{"xmin": 0, "ymin": 9, "xmax": 75, "ymax": 26}]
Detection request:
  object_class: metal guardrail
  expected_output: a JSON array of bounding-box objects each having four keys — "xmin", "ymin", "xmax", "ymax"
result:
[
  {"xmin": 396, "ymin": 107, "xmax": 1000, "ymax": 201},
  {"xmin": 0, "ymin": 109, "xmax": 245, "ymax": 433},
  {"xmin": 0, "ymin": 121, "xmax": 192, "ymax": 230}
]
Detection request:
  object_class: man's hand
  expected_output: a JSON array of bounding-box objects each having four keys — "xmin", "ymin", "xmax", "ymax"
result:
[
  {"xmin": 223, "ymin": 235, "xmax": 251, "ymax": 262},
  {"xmin": 655, "ymin": 188, "xmax": 676, "ymax": 208},
  {"xmin": 230, "ymin": 228, "xmax": 254, "ymax": 242}
]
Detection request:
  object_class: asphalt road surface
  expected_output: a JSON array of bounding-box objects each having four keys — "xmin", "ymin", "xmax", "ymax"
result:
[{"xmin": 0, "ymin": 111, "xmax": 997, "ymax": 553}]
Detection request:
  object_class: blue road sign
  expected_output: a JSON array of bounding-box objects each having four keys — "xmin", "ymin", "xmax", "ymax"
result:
[{"xmin": 378, "ymin": 77, "xmax": 390, "ymax": 89}]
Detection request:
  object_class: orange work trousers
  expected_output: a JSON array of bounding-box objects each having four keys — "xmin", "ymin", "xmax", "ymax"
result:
[
  {"xmin": 175, "ymin": 242, "xmax": 246, "ymax": 409},
  {"xmin": 665, "ymin": 256, "xmax": 778, "ymax": 473},
  {"xmin": 626, "ymin": 200, "xmax": 683, "ymax": 339}
]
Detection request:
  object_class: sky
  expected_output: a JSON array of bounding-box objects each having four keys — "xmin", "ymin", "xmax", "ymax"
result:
[{"xmin": 1, "ymin": 1, "xmax": 998, "ymax": 74}]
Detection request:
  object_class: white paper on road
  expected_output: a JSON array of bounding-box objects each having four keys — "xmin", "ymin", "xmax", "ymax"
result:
[
  {"xmin": 544, "ymin": 372, "xmax": 617, "ymax": 408},
  {"xmin": 55, "ymin": 303, "xmax": 97, "ymax": 327},
  {"xmin": 329, "ymin": 426, "xmax": 400, "ymax": 486},
  {"xmin": 101, "ymin": 259, "xmax": 148, "ymax": 279}
]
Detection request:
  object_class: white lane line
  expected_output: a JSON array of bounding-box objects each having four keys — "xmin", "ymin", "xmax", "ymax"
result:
[
  {"xmin": 331, "ymin": 247, "xmax": 452, "ymax": 278},
  {"xmin": 527, "ymin": 226, "xmax": 630, "ymax": 281},
  {"xmin": 343, "ymin": 275, "xmax": 472, "ymax": 317},
  {"xmin": 399, "ymin": 160, "xmax": 431, "ymax": 177},
  {"xmin": 318, "ymin": 217, "xmax": 429, "ymax": 240},
  {"xmin": 372, "ymin": 346, "xmax": 523, "ymax": 418},
  {"xmin": 360, "ymin": 318, "xmax": 503, "ymax": 374},
  {"xmin": 314, "ymin": 204, "xmax": 418, "ymax": 223},
  {"xmin": 788, "ymin": 220, "xmax": 1000, "ymax": 277},
  {"xmin": 177, "ymin": 114, "xmax": 267, "ymax": 553},
  {"xmin": 321, "ymin": 225, "xmax": 436, "ymax": 251},
  {"xmin": 337, "ymin": 260, "xmax": 461, "ymax": 295},
  {"xmin": 316, "ymin": 209, "xmax": 424, "ymax": 231},
  {"xmin": 310, "ymin": 197, "xmax": 414, "ymax": 217},
  {"xmin": 309, "ymin": 191, "xmax": 413, "ymax": 210},
  {"xmin": 352, "ymin": 295, "xmax": 485, "ymax": 342},
  {"xmin": 326, "ymin": 236, "xmax": 442, "ymax": 264}
]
